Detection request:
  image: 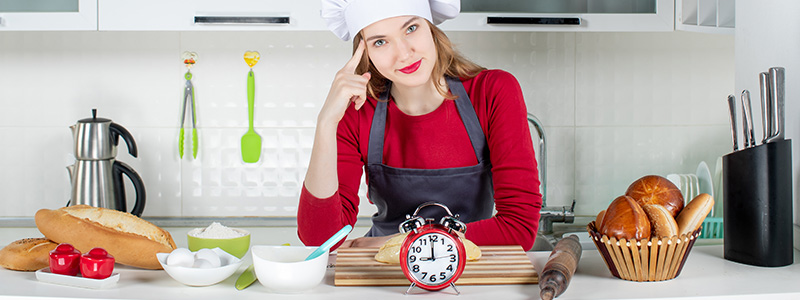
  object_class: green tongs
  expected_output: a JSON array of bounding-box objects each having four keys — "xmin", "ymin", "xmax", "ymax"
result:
[{"xmin": 179, "ymin": 51, "xmax": 198, "ymax": 158}]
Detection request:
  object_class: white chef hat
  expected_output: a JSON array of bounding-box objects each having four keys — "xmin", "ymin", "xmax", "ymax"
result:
[{"xmin": 321, "ymin": 0, "xmax": 460, "ymax": 41}]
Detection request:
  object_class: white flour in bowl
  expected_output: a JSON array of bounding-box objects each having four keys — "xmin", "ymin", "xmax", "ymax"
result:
[{"xmin": 189, "ymin": 222, "xmax": 246, "ymax": 239}]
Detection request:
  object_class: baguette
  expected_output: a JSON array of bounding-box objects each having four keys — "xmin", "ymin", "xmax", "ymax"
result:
[
  {"xmin": 676, "ymin": 193, "xmax": 714, "ymax": 235},
  {"xmin": 0, "ymin": 238, "xmax": 57, "ymax": 271},
  {"xmin": 35, "ymin": 205, "xmax": 176, "ymax": 270}
]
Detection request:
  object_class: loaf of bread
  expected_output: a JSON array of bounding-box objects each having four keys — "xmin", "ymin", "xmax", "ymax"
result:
[
  {"xmin": 35, "ymin": 205, "xmax": 176, "ymax": 270},
  {"xmin": 625, "ymin": 175, "xmax": 684, "ymax": 217},
  {"xmin": 642, "ymin": 204, "xmax": 679, "ymax": 238},
  {"xmin": 374, "ymin": 232, "xmax": 482, "ymax": 264},
  {"xmin": 676, "ymin": 193, "xmax": 714, "ymax": 235},
  {"xmin": 600, "ymin": 196, "xmax": 651, "ymax": 240},
  {"xmin": 0, "ymin": 238, "xmax": 57, "ymax": 271}
]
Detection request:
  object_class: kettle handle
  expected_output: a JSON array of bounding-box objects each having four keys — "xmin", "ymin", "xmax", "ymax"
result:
[
  {"xmin": 110, "ymin": 122, "xmax": 138, "ymax": 158},
  {"xmin": 113, "ymin": 161, "xmax": 146, "ymax": 217}
]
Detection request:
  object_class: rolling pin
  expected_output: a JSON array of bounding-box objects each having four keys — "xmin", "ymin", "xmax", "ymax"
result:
[{"xmin": 540, "ymin": 234, "xmax": 582, "ymax": 300}]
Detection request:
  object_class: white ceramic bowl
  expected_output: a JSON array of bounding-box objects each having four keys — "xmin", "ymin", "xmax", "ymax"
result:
[
  {"xmin": 251, "ymin": 246, "xmax": 328, "ymax": 293},
  {"xmin": 156, "ymin": 247, "xmax": 243, "ymax": 286}
]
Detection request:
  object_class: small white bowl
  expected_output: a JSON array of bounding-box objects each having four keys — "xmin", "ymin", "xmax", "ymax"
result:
[
  {"xmin": 252, "ymin": 246, "xmax": 328, "ymax": 293},
  {"xmin": 156, "ymin": 247, "xmax": 243, "ymax": 287}
]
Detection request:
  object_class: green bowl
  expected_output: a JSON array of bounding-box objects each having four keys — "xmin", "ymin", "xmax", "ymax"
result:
[{"xmin": 187, "ymin": 228, "xmax": 251, "ymax": 259}]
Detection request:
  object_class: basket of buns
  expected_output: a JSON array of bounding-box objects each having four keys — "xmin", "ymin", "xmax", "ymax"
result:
[{"xmin": 588, "ymin": 175, "xmax": 714, "ymax": 282}]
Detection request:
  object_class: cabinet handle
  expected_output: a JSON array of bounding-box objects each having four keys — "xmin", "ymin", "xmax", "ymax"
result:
[
  {"xmin": 194, "ymin": 16, "xmax": 290, "ymax": 25},
  {"xmin": 486, "ymin": 17, "xmax": 580, "ymax": 26}
]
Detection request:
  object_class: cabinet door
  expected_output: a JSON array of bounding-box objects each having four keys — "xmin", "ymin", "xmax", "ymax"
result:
[
  {"xmin": 0, "ymin": 0, "xmax": 97, "ymax": 31},
  {"xmin": 440, "ymin": 0, "xmax": 674, "ymax": 32},
  {"xmin": 99, "ymin": 0, "xmax": 326, "ymax": 31}
]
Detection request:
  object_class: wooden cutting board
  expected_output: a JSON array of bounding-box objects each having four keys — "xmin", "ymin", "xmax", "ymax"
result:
[{"xmin": 335, "ymin": 245, "xmax": 538, "ymax": 286}]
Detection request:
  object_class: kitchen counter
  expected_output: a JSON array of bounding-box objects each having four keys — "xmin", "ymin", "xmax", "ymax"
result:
[{"xmin": 1, "ymin": 227, "xmax": 800, "ymax": 300}]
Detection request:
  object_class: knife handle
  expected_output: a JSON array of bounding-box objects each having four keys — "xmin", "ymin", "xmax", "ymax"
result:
[
  {"xmin": 741, "ymin": 90, "xmax": 755, "ymax": 148},
  {"xmin": 766, "ymin": 67, "xmax": 785, "ymax": 143},
  {"xmin": 727, "ymin": 94, "xmax": 738, "ymax": 151},
  {"xmin": 759, "ymin": 72, "xmax": 771, "ymax": 144}
]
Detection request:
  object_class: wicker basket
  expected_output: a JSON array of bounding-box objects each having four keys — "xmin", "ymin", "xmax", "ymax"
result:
[{"xmin": 587, "ymin": 221, "xmax": 701, "ymax": 282}]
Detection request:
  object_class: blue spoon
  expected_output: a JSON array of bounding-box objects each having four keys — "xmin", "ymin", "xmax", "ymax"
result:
[{"xmin": 305, "ymin": 225, "xmax": 353, "ymax": 261}]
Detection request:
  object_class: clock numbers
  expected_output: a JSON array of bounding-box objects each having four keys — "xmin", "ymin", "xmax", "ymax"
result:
[{"xmin": 407, "ymin": 232, "xmax": 460, "ymax": 286}]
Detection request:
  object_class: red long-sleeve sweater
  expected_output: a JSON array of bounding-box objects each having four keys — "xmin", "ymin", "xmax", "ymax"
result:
[{"xmin": 298, "ymin": 69, "xmax": 542, "ymax": 250}]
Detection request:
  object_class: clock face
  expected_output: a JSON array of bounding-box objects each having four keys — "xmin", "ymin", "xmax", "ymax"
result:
[{"xmin": 400, "ymin": 227, "xmax": 466, "ymax": 290}]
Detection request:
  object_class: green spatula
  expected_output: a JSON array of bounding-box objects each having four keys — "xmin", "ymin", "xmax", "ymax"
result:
[{"xmin": 241, "ymin": 51, "xmax": 261, "ymax": 163}]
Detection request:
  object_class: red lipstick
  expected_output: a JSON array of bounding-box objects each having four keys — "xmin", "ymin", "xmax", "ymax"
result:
[{"xmin": 399, "ymin": 60, "xmax": 422, "ymax": 74}]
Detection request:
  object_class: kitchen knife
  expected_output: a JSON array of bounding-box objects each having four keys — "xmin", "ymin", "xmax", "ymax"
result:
[
  {"xmin": 727, "ymin": 94, "xmax": 738, "ymax": 151},
  {"xmin": 765, "ymin": 67, "xmax": 785, "ymax": 143},
  {"xmin": 741, "ymin": 90, "xmax": 755, "ymax": 148},
  {"xmin": 759, "ymin": 72, "xmax": 771, "ymax": 144}
]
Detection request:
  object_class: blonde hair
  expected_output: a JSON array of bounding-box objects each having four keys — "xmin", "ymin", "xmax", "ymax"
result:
[{"xmin": 353, "ymin": 19, "xmax": 485, "ymax": 100}]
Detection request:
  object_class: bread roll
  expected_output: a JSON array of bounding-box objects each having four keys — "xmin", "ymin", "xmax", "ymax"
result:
[
  {"xmin": 599, "ymin": 196, "xmax": 651, "ymax": 240},
  {"xmin": 35, "ymin": 205, "xmax": 176, "ymax": 270},
  {"xmin": 0, "ymin": 238, "xmax": 57, "ymax": 271},
  {"xmin": 676, "ymin": 193, "xmax": 714, "ymax": 235},
  {"xmin": 374, "ymin": 232, "xmax": 482, "ymax": 264},
  {"xmin": 626, "ymin": 175, "xmax": 684, "ymax": 217},
  {"xmin": 595, "ymin": 210, "xmax": 606, "ymax": 230},
  {"xmin": 642, "ymin": 204, "xmax": 679, "ymax": 238}
]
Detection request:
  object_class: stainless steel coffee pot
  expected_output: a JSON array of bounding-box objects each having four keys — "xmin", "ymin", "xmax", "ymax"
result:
[
  {"xmin": 71, "ymin": 109, "xmax": 138, "ymax": 160},
  {"xmin": 67, "ymin": 109, "xmax": 146, "ymax": 216}
]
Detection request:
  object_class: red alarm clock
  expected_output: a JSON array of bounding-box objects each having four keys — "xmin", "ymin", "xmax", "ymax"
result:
[{"xmin": 398, "ymin": 202, "xmax": 467, "ymax": 294}]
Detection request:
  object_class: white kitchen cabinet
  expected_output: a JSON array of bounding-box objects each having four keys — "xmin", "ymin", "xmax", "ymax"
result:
[
  {"xmin": 98, "ymin": 0, "xmax": 326, "ymax": 31},
  {"xmin": 676, "ymin": 0, "xmax": 735, "ymax": 34},
  {"xmin": 0, "ymin": 0, "xmax": 97, "ymax": 31},
  {"xmin": 439, "ymin": 0, "xmax": 675, "ymax": 32}
]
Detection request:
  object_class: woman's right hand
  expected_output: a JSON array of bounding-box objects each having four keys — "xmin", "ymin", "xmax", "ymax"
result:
[{"xmin": 318, "ymin": 40, "xmax": 371, "ymax": 126}]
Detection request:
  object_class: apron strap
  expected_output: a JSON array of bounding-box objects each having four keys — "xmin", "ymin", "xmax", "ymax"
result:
[
  {"xmin": 367, "ymin": 90, "xmax": 390, "ymax": 166},
  {"xmin": 447, "ymin": 77, "xmax": 489, "ymax": 163}
]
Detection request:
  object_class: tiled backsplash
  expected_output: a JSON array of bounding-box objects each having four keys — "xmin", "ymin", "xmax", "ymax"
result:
[{"xmin": 0, "ymin": 30, "xmax": 733, "ymax": 218}]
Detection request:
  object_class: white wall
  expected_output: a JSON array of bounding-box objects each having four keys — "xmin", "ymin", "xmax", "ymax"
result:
[
  {"xmin": 0, "ymin": 30, "xmax": 733, "ymax": 219},
  {"xmin": 734, "ymin": 0, "xmax": 800, "ymax": 248}
]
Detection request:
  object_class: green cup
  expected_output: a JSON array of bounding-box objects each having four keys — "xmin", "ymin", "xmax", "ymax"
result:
[{"xmin": 187, "ymin": 228, "xmax": 251, "ymax": 259}]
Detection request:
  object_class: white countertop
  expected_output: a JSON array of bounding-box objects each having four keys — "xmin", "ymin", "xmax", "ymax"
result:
[{"xmin": 1, "ymin": 227, "xmax": 799, "ymax": 300}]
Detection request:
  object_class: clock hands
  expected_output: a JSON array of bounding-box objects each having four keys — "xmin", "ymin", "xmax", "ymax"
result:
[{"xmin": 430, "ymin": 237, "xmax": 436, "ymax": 261}]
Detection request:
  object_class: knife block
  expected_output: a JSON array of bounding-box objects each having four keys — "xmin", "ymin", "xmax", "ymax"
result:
[{"xmin": 722, "ymin": 139, "xmax": 793, "ymax": 267}]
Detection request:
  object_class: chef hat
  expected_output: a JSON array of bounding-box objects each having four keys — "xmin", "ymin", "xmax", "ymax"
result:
[{"xmin": 321, "ymin": 0, "xmax": 460, "ymax": 41}]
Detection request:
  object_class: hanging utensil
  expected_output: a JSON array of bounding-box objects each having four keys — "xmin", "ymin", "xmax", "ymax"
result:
[
  {"xmin": 179, "ymin": 51, "xmax": 199, "ymax": 159},
  {"xmin": 727, "ymin": 95, "xmax": 738, "ymax": 151},
  {"xmin": 765, "ymin": 67, "xmax": 785, "ymax": 143},
  {"xmin": 759, "ymin": 72, "xmax": 771, "ymax": 145},
  {"xmin": 740, "ymin": 90, "xmax": 755, "ymax": 148},
  {"xmin": 241, "ymin": 51, "xmax": 262, "ymax": 163}
]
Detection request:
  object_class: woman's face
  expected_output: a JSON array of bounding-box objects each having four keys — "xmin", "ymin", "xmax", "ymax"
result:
[{"xmin": 360, "ymin": 16, "xmax": 437, "ymax": 89}]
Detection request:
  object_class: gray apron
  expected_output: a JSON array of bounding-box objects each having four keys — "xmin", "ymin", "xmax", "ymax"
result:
[{"xmin": 365, "ymin": 77, "xmax": 494, "ymax": 237}]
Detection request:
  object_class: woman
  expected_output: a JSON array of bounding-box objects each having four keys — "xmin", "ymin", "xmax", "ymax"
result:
[{"xmin": 298, "ymin": 0, "xmax": 542, "ymax": 251}]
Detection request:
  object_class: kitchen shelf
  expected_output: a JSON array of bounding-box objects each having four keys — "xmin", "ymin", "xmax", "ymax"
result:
[{"xmin": 676, "ymin": 0, "xmax": 735, "ymax": 34}]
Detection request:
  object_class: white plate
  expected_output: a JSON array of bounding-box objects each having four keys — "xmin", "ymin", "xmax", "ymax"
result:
[
  {"xmin": 35, "ymin": 267, "xmax": 119, "ymax": 289},
  {"xmin": 696, "ymin": 161, "xmax": 713, "ymax": 198},
  {"xmin": 696, "ymin": 161, "xmax": 714, "ymax": 217},
  {"xmin": 713, "ymin": 156, "xmax": 724, "ymax": 217}
]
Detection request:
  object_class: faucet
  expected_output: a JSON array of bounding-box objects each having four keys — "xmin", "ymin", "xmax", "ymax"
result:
[{"xmin": 527, "ymin": 113, "xmax": 575, "ymax": 234}]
